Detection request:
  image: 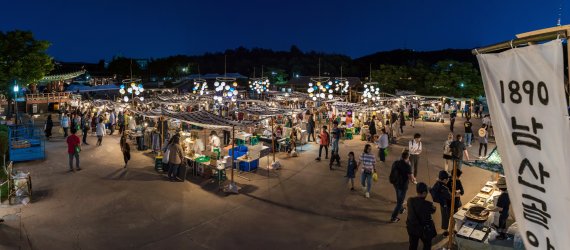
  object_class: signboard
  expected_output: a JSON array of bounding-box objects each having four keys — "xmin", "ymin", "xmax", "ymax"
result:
[
  {"xmin": 477, "ymin": 40, "xmax": 570, "ymax": 249},
  {"xmin": 32, "ymin": 104, "xmax": 37, "ymax": 114}
]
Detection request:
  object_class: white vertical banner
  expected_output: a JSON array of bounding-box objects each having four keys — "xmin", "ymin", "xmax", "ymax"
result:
[{"xmin": 477, "ymin": 40, "xmax": 570, "ymax": 249}]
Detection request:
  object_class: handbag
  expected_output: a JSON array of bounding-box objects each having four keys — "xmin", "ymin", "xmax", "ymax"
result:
[
  {"xmin": 372, "ymin": 172, "xmax": 378, "ymax": 182},
  {"xmin": 162, "ymin": 149, "xmax": 170, "ymax": 163},
  {"xmin": 75, "ymin": 145, "xmax": 81, "ymax": 154}
]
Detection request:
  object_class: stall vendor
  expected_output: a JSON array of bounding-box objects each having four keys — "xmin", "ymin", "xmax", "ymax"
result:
[
  {"xmin": 262, "ymin": 128, "xmax": 272, "ymax": 137},
  {"xmin": 489, "ymin": 177, "xmax": 510, "ymax": 240},
  {"xmin": 209, "ymin": 131, "xmax": 221, "ymax": 152},
  {"xmin": 345, "ymin": 113, "xmax": 353, "ymax": 127},
  {"xmin": 192, "ymin": 134, "xmax": 205, "ymax": 155}
]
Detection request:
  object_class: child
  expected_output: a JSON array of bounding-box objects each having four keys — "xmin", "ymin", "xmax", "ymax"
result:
[{"xmin": 345, "ymin": 152, "xmax": 357, "ymax": 190}]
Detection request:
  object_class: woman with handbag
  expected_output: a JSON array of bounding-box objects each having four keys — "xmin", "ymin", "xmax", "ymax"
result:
[
  {"xmin": 167, "ymin": 136, "xmax": 184, "ymax": 181},
  {"xmin": 406, "ymin": 182, "xmax": 436, "ymax": 250},
  {"xmin": 357, "ymin": 144, "xmax": 377, "ymax": 198}
]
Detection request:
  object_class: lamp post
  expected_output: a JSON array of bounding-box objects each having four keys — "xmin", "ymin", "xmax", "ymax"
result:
[{"xmin": 13, "ymin": 83, "xmax": 19, "ymax": 125}]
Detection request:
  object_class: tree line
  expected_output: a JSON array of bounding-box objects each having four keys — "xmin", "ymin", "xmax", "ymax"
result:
[{"xmin": 0, "ymin": 30, "xmax": 483, "ymax": 97}]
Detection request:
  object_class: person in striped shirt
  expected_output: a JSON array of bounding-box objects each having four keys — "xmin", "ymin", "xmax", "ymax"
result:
[{"xmin": 358, "ymin": 144, "xmax": 377, "ymax": 198}]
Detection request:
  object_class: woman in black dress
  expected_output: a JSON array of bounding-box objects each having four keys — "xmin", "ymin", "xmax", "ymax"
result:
[
  {"xmin": 120, "ymin": 134, "xmax": 131, "ymax": 168},
  {"xmin": 45, "ymin": 114, "xmax": 53, "ymax": 140}
]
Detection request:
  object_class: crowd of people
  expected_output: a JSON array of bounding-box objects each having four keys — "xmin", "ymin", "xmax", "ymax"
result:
[
  {"xmin": 45, "ymin": 109, "xmax": 133, "ymax": 172},
  {"xmin": 44, "ymin": 99, "xmax": 501, "ymax": 249},
  {"xmin": 302, "ymin": 102, "xmax": 501, "ymax": 250}
]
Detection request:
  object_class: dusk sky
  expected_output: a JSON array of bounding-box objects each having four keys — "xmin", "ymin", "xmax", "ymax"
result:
[{"xmin": 0, "ymin": 0, "xmax": 566, "ymax": 62}]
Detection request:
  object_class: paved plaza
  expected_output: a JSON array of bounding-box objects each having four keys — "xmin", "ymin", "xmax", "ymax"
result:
[{"xmin": 1, "ymin": 116, "xmax": 494, "ymax": 250}]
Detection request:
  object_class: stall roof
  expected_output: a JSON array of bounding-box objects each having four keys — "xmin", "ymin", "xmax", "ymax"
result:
[{"xmin": 130, "ymin": 109, "xmax": 257, "ymax": 129}]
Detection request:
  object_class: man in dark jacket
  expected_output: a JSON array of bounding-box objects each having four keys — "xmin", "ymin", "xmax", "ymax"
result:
[
  {"xmin": 368, "ymin": 116, "xmax": 376, "ymax": 142},
  {"xmin": 390, "ymin": 151, "xmax": 416, "ymax": 223},
  {"xmin": 431, "ymin": 170, "xmax": 452, "ymax": 236},
  {"xmin": 407, "ymin": 182, "xmax": 436, "ymax": 250}
]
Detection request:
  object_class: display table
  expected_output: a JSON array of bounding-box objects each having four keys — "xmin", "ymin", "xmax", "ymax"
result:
[
  {"xmin": 455, "ymin": 235, "xmax": 517, "ymax": 250},
  {"xmin": 235, "ymin": 132, "xmax": 252, "ymax": 144},
  {"xmin": 236, "ymin": 155, "xmax": 257, "ymax": 181},
  {"xmin": 453, "ymin": 181, "xmax": 519, "ymax": 250}
]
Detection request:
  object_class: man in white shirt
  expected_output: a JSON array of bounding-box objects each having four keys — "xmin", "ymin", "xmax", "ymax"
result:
[
  {"xmin": 376, "ymin": 128, "xmax": 389, "ymax": 163},
  {"xmin": 408, "ymin": 133, "xmax": 422, "ymax": 179},
  {"xmin": 209, "ymin": 131, "xmax": 221, "ymax": 152}
]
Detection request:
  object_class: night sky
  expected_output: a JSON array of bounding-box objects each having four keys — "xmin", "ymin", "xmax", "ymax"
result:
[{"xmin": 0, "ymin": 0, "xmax": 566, "ymax": 62}]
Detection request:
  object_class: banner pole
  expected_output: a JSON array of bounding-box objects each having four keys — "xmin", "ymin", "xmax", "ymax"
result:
[{"xmin": 447, "ymin": 160, "xmax": 458, "ymax": 249}]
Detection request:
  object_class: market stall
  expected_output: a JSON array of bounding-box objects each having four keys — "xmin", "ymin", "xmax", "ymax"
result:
[{"xmin": 448, "ymin": 148, "xmax": 524, "ymax": 250}]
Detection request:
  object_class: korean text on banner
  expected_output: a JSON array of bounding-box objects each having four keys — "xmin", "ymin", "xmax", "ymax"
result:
[{"xmin": 477, "ymin": 40, "xmax": 570, "ymax": 249}]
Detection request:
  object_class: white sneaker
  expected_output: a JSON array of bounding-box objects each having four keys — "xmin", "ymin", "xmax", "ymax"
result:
[{"xmin": 365, "ymin": 192, "xmax": 370, "ymax": 198}]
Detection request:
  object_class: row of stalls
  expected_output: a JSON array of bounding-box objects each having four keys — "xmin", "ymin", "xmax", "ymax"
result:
[{"xmin": 89, "ymin": 92, "xmax": 310, "ymax": 193}]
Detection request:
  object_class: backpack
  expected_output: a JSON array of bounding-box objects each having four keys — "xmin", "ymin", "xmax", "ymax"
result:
[
  {"xmin": 429, "ymin": 183, "xmax": 442, "ymax": 204},
  {"xmin": 389, "ymin": 160, "xmax": 403, "ymax": 185}
]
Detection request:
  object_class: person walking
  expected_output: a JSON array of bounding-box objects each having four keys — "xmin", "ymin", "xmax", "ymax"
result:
[
  {"xmin": 431, "ymin": 170, "xmax": 452, "ymax": 236},
  {"xmin": 120, "ymin": 134, "xmax": 131, "ymax": 168},
  {"xmin": 449, "ymin": 111, "xmax": 456, "ymax": 133},
  {"xmin": 399, "ymin": 110, "xmax": 406, "ymax": 134},
  {"xmin": 478, "ymin": 124, "xmax": 489, "ymax": 158},
  {"xmin": 167, "ymin": 136, "xmax": 184, "ymax": 181},
  {"xmin": 368, "ymin": 116, "xmax": 377, "ymax": 142},
  {"xmin": 389, "ymin": 151, "xmax": 416, "ymax": 223},
  {"xmin": 61, "ymin": 113, "xmax": 70, "ymax": 137},
  {"xmin": 307, "ymin": 114, "xmax": 316, "ymax": 142},
  {"xmin": 406, "ymin": 182, "xmax": 437, "ymax": 250},
  {"xmin": 96, "ymin": 118, "xmax": 105, "ymax": 146},
  {"xmin": 464, "ymin": 118, "xmax": 473, "ymax": 147},
  {"xmin": 66, "ymin": 129, "xmax": 81, "ymax": 172},
  {"xmin": 376, "ymin": 128, "xmax": 389, "ymax": 164},
  {"xmin": 315, "ymin": 125, "xmax": 329, "ymax": 161},
  {"xmin": 450, "ymin": 134, "xmax": 470, "ymax": 170},
  {"xmin": 329, "ymin": 121, "xmax": 342, "ymax": 169},
  {"xmin": 357, "ymin": 144, "xmax": 377, "ymax": 198},
  {"xmin": 118, "ymin": 112, "xmax": 125, "ymax": 135},
  {"xmin": 44, "ymin": 114, "xmax": 53, "ymax": 140},
  {"xmin": 408, "ymin": 133, "xmax": 422, "ymax": 179},
  {"xmin": 81, "ymin": 113, "xmax": 90, "ymax": 145},
  {"xmin": 109, "ymin": 111, "xmax": 116, "ymax": 135},
  {"xmin": 443, "ymin": 133, "xmax": 454, "ymax": 171},
  {"xmin": 345, "ymin": 152, "xmax": 357, "ymax": 191}
]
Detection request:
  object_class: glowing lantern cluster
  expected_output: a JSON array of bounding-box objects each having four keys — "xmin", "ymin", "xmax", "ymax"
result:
[
  {"xmin": 249, "ymin": 79, "xmax": 270, "ymax": 94},
  {"xmin": 119, "ymin": 82, "xmax": 144, "ymax": 102},
  {"xmin": 193, "ymin": 80, "xmax": 208, "ymax": 95},
  {"xmin": 213, "ymin": 81, "xmax": 239, "ymax": 103},
  {"xmin": 334, "ymin": 80, "xmax": 350, "ymax": 93},
  {"xmin": 362, "ymin": 84, "xmax": 380, "ymax": 103},
  {"xmin": 307, "ymin": 81, "xmax": 335, "ymax": 101}
]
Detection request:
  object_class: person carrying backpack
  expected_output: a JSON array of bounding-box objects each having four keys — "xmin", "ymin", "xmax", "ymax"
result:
[
  {"xmin": 389, "ymin": 151, "xmax": 416, "ymax": 223},
  {"xmin": 430, "ymin": 170, "xmax": 452, "ymax": 236}
]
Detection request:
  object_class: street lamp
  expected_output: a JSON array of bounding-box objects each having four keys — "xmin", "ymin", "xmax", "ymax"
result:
[{"xmin": 13, "ymin": 83, "xmax": 19, "ymax": 125}]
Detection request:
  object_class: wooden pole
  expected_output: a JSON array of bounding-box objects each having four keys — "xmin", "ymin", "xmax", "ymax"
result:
[
  {"xmin": 231, "ymin": 125, "xmax": 235, "ymax": 183},
  {"xmin": 271, "ymin": 117, "xmax": 275, "ymax": 162},
  {"xmin": 447, "ymin": 160, "xmax": 458, "ymax": 249}
]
